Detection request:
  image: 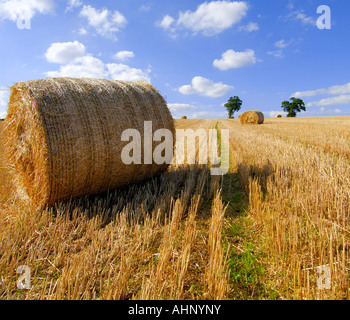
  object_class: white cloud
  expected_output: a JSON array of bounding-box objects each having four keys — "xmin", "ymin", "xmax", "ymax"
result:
[
  {"xmin": 213, "ymin": 49, "xmax": 258, "ymax": 70},
  {"xmin": 112, "ymin": 51, "xmax": 135, "ymax": 62},
  {"xmin": 268, "ymin": 39, "xmax": 294, "ymax": 58},
  {"xmin": 106, "ymin": 63, "xmax": 151, "ymax": 82},
  {"xmin": 239, "ymin": 22, "xmax": 259, "ymax": 32},
  {"xmin": 47, "ymin": 55, "xmax": 107, "ymax": 79},
  {"xmin": 267, "ymin": 50, "xmax": 284, "ymax": 58},
  {"xmin": 45, "ymin": 42, "xmax": 150, "ymax": 81},
  {"xmin": 0, "ymin": 0, "xmax": 53, "ymax": 22},
  {"xmin": 0, "ymin": 88, "xmax": 10, "ymax": 106},
  {"xmin": 307, "ymin": 95, "xmax": 350, "ymax": 107},
  {"xmin": 274, "ymin": 39, "xmax": 293, "ymax": 49},
  {"xmin": 318, "ymin": 107, "xmax": 342, "ymax": 114},
  {"xmin": 47, "ymin": 57, "xmax": 151, "ymax": 82},
  {"xmin": 168, "ymin": 103, "xmax": 196, "ymax": 118},
  {"xmin": 286, "ymin": 1, "xmax": 294, "ymax": 11},
  {"xmin": 65, "ymin": 0, "xmax": 82, "ymax": 12},
  {"xmin": 286, "ymin": 3, "xmax": 316, "ymax": 27},
  {"xmin": 139, "ymin": 5, "xmax": 151, "ymax": 13},
  {"xmin": 179, "ymin": 76, "xmax": 233, "ymax": 98},
  {"xmin": 78, "ymin": 27, "xmax": 88, "ymax": 35},
  {"xmin": 191, "ymin": 111, "xmax": 227, "ymax": 119},
  {"xmin": 0, "ymin": 88, "xmax": 10, "ymax": 118},
  {"xmin": 269, "ymin": 111, "xmax": 287, "ymax": 118},
  {"xmin": 157, "ymin": 14, "xmax": 175, "ymax": 30},
  {"xmin": 45, "ymin": 41, "xmax": 86, "ymax": 64},
  {"xmin": 293, "ymin": 82, "xmax": 350, "ymax": 98},
  {"xmin": 79, "ymin": 5, "xmax": 127, "ymax": 39},
  {"xmin": 158, "ymin": 1, "xmax": 249, "ymax": 36},
  {"xmin": 294, "ymin": 11, "xmax": 315, "ymax": 26},
  {"xmin": 168, "ymin": 103, "xmax": 196, "ymax": 112}
]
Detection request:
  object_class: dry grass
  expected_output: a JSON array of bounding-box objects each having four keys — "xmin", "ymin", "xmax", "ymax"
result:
[
  {"xmin": 1, "ymin": 117, "xmax": 350, "ymax": 300},
  {"xmin": 220, "ymin": 117, "xmax": 350, "ymax": 300}
]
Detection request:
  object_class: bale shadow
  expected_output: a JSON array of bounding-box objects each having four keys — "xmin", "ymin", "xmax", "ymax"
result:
[
  {"xmin": 237, "ymin": 160, "xmax": 275, "ymax": 197},
  {"xmin": 48, "ymin": 164, "xmax": 210, "ymax": 226}
]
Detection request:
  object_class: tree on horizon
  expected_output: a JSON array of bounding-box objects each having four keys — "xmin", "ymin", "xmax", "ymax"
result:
[{"xmin": 224, "ymin": 96, "xmax": 242, "ymax": 119}]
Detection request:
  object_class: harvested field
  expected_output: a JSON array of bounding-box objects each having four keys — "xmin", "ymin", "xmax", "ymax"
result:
[{"xmin": 0, "ymin": 117, "xmax": 349, "ymax": 300}]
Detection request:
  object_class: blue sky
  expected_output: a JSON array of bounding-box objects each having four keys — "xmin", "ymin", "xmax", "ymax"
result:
[{"xmin": 0, "ymin": 0, "xmax": 350, "ymax": 119}]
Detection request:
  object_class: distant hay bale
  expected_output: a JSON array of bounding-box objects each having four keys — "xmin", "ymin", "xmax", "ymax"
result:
[
  {"xmin": 240, "ymin": 111, "xmax": 264, "ymax": 125},
  {"xmin": 181, "ymin": 116, "xmax": 187, "ymax": 119},
  {"xmin": 275, "ymin": 114, "xmax": 282, "ymax": 118},
  {"xmin": 4, "ymin": 77, "xmax": 175, "ymax": 210}
]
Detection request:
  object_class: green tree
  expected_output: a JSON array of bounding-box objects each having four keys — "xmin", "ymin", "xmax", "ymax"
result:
[
  {"xmin": 282, "ymin": 97, "xmax": 306, "ymax": 117},
  {"xmin": 224, "ymin": 96, "xmax": 242, "ymax": 119}
]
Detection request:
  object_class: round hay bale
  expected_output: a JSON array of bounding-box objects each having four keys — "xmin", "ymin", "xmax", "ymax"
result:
[
  {"xmin": 240, "ymin": 111, "xmax": 264, "ymax": 125},
  {"xmin": 181, "ymin": 116, "xmax": 187, "ymax": 119},
  {"xmin": 275, "ymin": 114, "xmax": 282, "ymax": 118},
  {"xmin": 4, "ymin": 77, "xmax": 175, "ymax": 210}
]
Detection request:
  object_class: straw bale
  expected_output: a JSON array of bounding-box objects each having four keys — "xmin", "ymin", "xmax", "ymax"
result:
[
  {"xmin": 275, "ymin": 114, "xmax": 282, "ymax": 118},
  {"xmin": 181, "ymin": 116, "xmax": 187, "ymax": 119},
  {"xmin": 240, "ymin": 111, "xmax": 264, "ymax": 125},
  {"xmin": 4, "ymin": 77, "xmax": 175, "ymax": 210}
]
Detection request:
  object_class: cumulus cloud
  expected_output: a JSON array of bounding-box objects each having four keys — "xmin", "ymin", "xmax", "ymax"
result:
[
  {"xmin": 293, "ymin": 82, "xmax": 350, "ymax": 112},
  {"xmin": 112, "ymin": 51, "xmax": 135, "ymax": 62},
  {"xmin": 239, "ymin": 22, "xmax": 259, "ymax": 32},
  {"xmin": 274, "ymin": 39, "xmax": 294, "ymax": 49},
  {"xmin": 213, "ymin": 49, "xmax": 258, "ymax": 70},
  {"xmin": 139, "ymin": 5, "xmax": 151, "ymax": 13},
  {"xmin": 168, "ymin": 103, "xmax": 196, "ymax": 112},
  {"xmin": 168, "ymin": 103, "xmax": 196, "ymax": 118},
  {"xmin": 268, "ymin": 39, "xmax": 294, "ymax": 58},
  {"xmin": 45, "ymin": 41, "xmax": 150, "ymax": 82},
  {"xmin": 293, "ymin": 82, "xmax": 350, "ymax": 98},
  {"xmin": 78, "ymin": 27, "xmax": 88, "ymax": 35},
  {"xmin": 0, "ymin": 0, "xmax": 53, "ymax": 22},
  {"xmin": 269, "ymin": 111, "xmax": 287, "ymax": 118},
  {"xmin": 0, "ymin": 87, "xmax": 10, "ymax": 108},
  {"xmin": 65, "ymin": 0, "xmax": 82, "ymax": 12},
  {"xmin": 157, "ymin": 1, "xmax": 249, "ymax": 36},
  {"xmin": 178, "ymin": 76, "xmax": 233, "ymax": 98},
  {"xmin": 294, "ymin": 11, "xmax": 315, "ymax": 26},
  {"xmin": 45, "ymin": 41, "xmax": 86, "ymax": 64},
  {"xmin": 156, "ymin": 15, "xmax": 175, "ymax": 30},
  {"xmin": 306, "ymin": 95, "xmax": 350, "ymax": 107},
  {"xmin": 79, "ymin": 4, "xmax": 127, "ymax": 39},
  {"xmin": 267, "ymin": 50, "xmax": 284, "ymax": 58},
  {"xmin": 286, "ymin": 2, "xmax": 316, "ymax": 27},
  {"xmin": 0, "ymin": 88, "xmax": 10, "ymax": 118},
  {"xmin": 106, "ymin": 63, "xmax": 150, "ymax": 82},
  {"xmin": 47, "ymin": 55, "xmax": 107, "ymax": 78},
  {"xmin": 191, "ymin": 111, "xmax": 227, "ymax": 119}
]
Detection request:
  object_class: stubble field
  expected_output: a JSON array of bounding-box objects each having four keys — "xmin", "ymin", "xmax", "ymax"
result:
[{"xmin": 0, "ymin": 117, "xmax": 349, "ymax": 300}]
